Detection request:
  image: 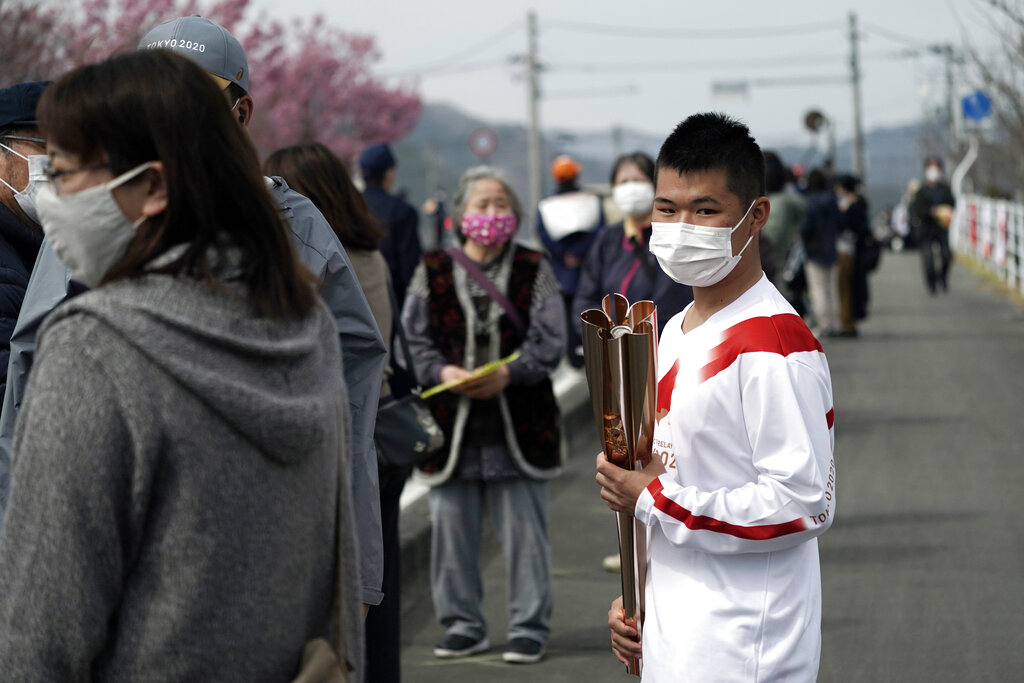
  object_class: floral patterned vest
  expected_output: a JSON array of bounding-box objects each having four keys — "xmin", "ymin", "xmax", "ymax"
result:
[{"xmin": 418, "ymin": 245, "xmax": 560, "ymax": 476}]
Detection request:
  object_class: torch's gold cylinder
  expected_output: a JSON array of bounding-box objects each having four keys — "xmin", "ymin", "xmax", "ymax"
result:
[{"xmin": 581, "ymin": 296, "xmax": 657, "ymax": 677}]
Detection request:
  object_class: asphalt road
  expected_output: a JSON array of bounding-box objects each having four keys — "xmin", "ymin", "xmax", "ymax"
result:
[{"xmin": 397, "ymin": 250, "xmax": 1024, "ymax": 682}]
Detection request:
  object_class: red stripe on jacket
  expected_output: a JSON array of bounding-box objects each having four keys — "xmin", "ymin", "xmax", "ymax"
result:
[
  {"xmin": 699, "ymin": 314, "xmax": 823, "ymax": 383},
  {"xmin": 826, "ymin": 408, "xmax": 834, "ymax": 429},
  {"xmin": 647, "ymin": 478, "xmax": 809, "ymax": 540},
  {"xmin": 655, "ymin": 358, "xmax": 680, "ymax": 421}
]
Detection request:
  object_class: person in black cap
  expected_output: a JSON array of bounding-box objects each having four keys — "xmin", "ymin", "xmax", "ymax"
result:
[
  {"xmin": 360, "ymin": 143, "xmax": 422, "ymax": 313},
  {"xmin": 0, "ymin": 82, "xmax": 47, "ymax": 445}
]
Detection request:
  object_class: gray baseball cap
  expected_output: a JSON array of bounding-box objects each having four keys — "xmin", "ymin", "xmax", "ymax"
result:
[{"xmin": 138, "ymin": 15, "xmax": 249, "ymax": 94}]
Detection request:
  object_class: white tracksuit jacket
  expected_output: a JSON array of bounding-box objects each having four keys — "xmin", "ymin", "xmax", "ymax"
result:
[{"xmin": 634, "ymin": 275, "xmax": 835, "ymax": 682}]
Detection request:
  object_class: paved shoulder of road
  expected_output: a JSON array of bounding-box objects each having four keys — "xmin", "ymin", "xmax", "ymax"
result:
[
  {"xmin": 397, "ymin": 251, "xmax": 1024, "ymax": 683},
  {"xmin": 817, "ymin": 252, "xmax": 1024, "ymax": 682}
]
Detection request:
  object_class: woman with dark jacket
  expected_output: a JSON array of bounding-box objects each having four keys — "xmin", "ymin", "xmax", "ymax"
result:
[
  {"xmin": 401, "ymin": 166, "xmax": 564, "ymax": 665},
  {"xmin": 572, "ymin": 152, "xmax": 693, "ymax": 337},
  {"xmin": 0, "ymin": 50, "xmax": 358, "ymax": 680}
]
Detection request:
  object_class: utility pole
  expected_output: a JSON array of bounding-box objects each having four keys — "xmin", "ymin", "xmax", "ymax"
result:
[
  {"xmin": 940, "ymin": 44, "xmax": 956, "ymax": 143},
  {"xmin": 848, "ymin": 11, "xmax": 866, "ymax": 179},
  {"xmin": 526, "ymin": 10, "xmax": 542, "ymax": 244}
]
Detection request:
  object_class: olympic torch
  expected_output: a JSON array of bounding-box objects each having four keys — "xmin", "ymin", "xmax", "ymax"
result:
[{"xmin": 581, "ymin": 294, "xmax": 657, "ymax": 677}]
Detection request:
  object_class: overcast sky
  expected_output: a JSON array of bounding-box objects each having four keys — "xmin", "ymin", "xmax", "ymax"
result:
[{"xmin": 254, "ymin": 0, "xmax": 1000, "ymax": 148}]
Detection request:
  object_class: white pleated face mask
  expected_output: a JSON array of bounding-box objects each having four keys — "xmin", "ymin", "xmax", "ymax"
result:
[
  {"xmin": 648, "ymin": 200, "xmax": 756, "ymax": 287},
  {"xmin": 612, "ymin": 181, "xmax": 655, "ymax": 217},
  {"xmin": 36, "ymin": 161, "xmax": 153, "ymax": 287},
  {"xmin": 0, "ymin": 143, "xmax": 48, "ymax": 224}
]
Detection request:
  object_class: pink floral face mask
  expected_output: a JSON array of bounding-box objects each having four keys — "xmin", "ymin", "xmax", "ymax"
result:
[{"xmin": 460, "ymin": 213, "xmax": 517, "ymax": 247}]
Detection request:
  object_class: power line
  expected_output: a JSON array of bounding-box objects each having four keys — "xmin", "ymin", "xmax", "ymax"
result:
[
  {"xmin": 381, "ymin": 18, "xmax": 521, "ymax": 77},
  {"xmin": 383, "ymin": 58, "xmax": 512, "ymax": 79},
  {"xmin": 546, "ymin": 50, "xmax": 934, "ymax": 76},
  {"xmin": 546, "ymin": 85, "xmax": 638, "ymax": 99},
  {"xmin": 859, "ymin": 21, "xmax": 932, "ymax": 50},
  {"xmin": 545, "ymin": 18, "xmax": 843, "ymax": 40}
]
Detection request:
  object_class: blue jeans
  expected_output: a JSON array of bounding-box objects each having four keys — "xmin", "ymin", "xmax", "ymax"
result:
[{"xmin": 429, "ymin": 477, "xmax": 552, "ymax": 644}]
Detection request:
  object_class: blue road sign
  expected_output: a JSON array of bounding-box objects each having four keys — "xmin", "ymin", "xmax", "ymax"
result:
[{"xmin": 962, "ymin": 90, "xmax": 992, "ymax": 121}]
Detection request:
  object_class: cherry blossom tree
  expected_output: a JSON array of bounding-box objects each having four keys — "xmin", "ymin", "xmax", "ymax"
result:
[
  {"xmin": 0, "ymin": 0, "xmax": 421, "ymax": 164},
  {"xmin": 0, "ymin": 0, "xmax": 66, "ymax": 85},
  {"xmin": 244, "ymin": 15, "xmax": 422, "ymax": 161}
]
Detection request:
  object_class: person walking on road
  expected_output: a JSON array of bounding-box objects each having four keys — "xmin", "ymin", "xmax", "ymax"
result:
[
  {"xmin": 598, "ymin": 113, "xmax": 836, "ymax": 682},
  {"xmin": 401, "ymin": 166, "xmax": 565, "ymax": 666},
  {"xmin": 910, "ymin": 157, "xmax": 955, "ymax": 295},
  {"xmin": 0, "ymin": 49, "xmax": 360, "ymax": 680}
]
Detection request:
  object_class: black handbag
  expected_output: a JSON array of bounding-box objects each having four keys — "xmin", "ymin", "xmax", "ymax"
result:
[{"xmin": 374, "ymin": 279, "xmax": 445, "ymax": 468}]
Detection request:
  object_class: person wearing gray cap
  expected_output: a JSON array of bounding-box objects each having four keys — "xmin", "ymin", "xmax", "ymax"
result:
[
  {"xmin": 0, "ymin": 15, "xmax": 388, "ymax": 623},
  {"xmin": 0, "ymin": 81, "xmax": 48, "ymax": 508}
]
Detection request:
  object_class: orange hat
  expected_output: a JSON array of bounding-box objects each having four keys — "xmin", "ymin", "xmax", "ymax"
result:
[{"xmin": 551, "ymin": 155, "xmax": 581, "ymax": 183}]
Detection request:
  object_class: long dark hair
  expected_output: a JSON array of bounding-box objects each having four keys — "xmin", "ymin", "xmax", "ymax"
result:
[
  {"xmin": 37, "ymin": 49, "xmax": 317, "ymax": 320},
  {"xmin": 264, "ymin": 142, "xmax": 385, "ymax": 251}
]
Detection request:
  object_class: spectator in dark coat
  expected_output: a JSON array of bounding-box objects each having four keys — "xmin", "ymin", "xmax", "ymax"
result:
[
  {"xmin": 0, "ymin": 82, "xmax": 47, "ymax": 406},
  {"xmin": 799, "ymin": 168, "xmax": 841, "ymax": 337},
  {"xmin": 361, "ymin": 143, "xmax": 422, "ymax": 398},
  {"xmin": 536, "ymin": 154, "xmax": 604, "ymax": 367},
  {"xmin": 360, "ymin": 143, "xmax": 422, "ymax": 311},
  {"xmin": 835, "ymin": 174, "xmax": 871, "ymax": 336},
  {"xmin": 573, "ymin": 152, "xmax": 693, "ymax": 338}
]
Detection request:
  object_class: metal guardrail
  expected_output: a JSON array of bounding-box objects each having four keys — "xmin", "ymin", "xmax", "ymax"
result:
[{"xmin": 952, "ymin": 194, "xmax": 1024, "ymax": 295}]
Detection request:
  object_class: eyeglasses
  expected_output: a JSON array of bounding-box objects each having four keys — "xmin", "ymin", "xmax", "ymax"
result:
[
  {"xmin": 42, "ymin": 162, "xmax": 111, "ymax": 195},
  {"xmin": 0, "ymin": 135, "xmax": 46, "ymax": 146}
]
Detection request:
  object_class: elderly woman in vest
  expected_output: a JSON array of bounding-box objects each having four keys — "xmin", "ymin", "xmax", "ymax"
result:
[{"xmin": 400, "ymin": 166, "xmax": 564, "ymax": 665}]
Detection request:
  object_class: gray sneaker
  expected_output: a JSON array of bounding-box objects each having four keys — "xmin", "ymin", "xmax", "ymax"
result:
[
  {"xmin": 502, "ymin": 637, "xmax": 545, "ymax": 664},
  {"xmin": 433, "ymin": 634, "xmax": 490, "ymax": 658}
]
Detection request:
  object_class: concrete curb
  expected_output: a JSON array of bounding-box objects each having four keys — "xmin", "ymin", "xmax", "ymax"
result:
[{"xmin": 397, "ymin": 363, "xmax": 592, "ymax": 596}]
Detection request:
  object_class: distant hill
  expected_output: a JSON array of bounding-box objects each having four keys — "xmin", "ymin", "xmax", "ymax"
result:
[{"xmin": 393, "ymin": 102, "xmax": 931, "ymax": 243}]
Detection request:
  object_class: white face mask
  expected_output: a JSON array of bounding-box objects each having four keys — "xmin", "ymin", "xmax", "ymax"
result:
[
  {"xmin": 925, "ymin": 166, "xmax": 942, "ymax": 183},
  {"xmin": 0, "ymin": 143, "xmax": 48, "ymax": 224},
  {"xmin": 649, "ymin": 200, "xmax": 756, "ymax": 287},
  {"xmin": 36, "ymin": 162, "xmax": 153, "ymax": 287},
  {"xmin": 612, "ymin": 181, "xmax": 655, "ymax": 217}
]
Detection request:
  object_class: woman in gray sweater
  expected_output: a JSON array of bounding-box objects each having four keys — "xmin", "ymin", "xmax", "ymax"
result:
[{"xmin": 0, "ymin": 51, "xmax": 360, "ymax": 680}]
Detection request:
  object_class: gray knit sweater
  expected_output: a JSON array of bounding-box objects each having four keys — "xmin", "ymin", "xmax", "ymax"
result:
[{"xmin": 0, "ymin": 272, "xmax": 362, "ymax": 681}]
